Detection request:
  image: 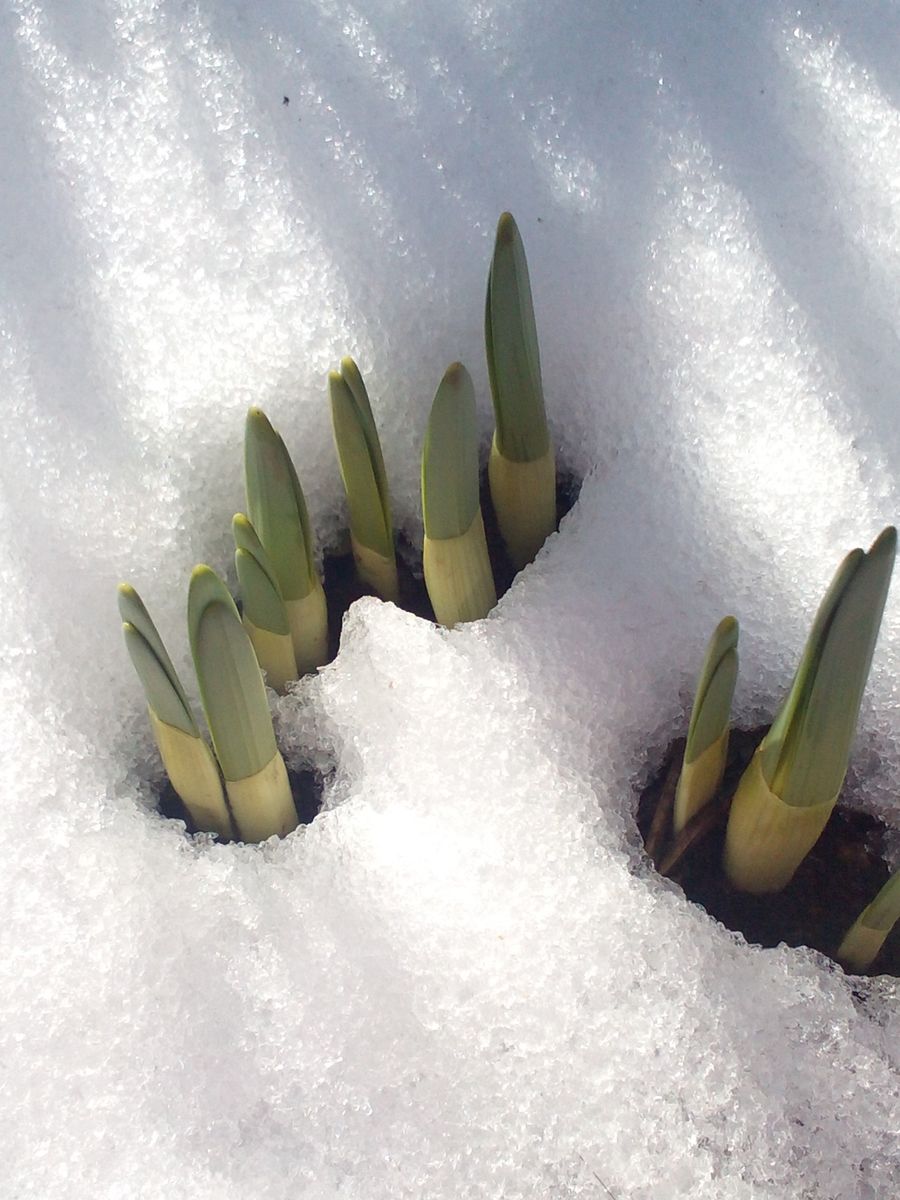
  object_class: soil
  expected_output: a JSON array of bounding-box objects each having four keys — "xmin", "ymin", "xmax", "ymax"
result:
[{"xmin": 637, "ymin": 726, "xmax": 900, "ymax": 978}]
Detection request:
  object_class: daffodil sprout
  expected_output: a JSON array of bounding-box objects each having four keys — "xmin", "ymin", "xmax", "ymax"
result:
[
  {"xmin": 674, "ymin": 616, "xmax": 739, "ymax": 834},
  {"xmin": 188, "ymin": 566, "xmax": 298, "ymax": 843},
  {"xmin": 838, "ymin": 868, "xmax": 900, "ymax": 973},
  {"xmin": 422, "ymin": 362, "xmax": 497, "ymax": 627},
  {"xmin": 725, "ymin": 528, "xmax": 897, "ymax": 894},
  {"xmin": 118, "ymin": 583, "xmax": 233, "ymax": 839},
  {"xmin": 485, "ymin": 211, "xmax": 556, "ymax": 570},
  {"xmin": 329, "ymin": 357, "xmax": 398, "ymax": 601},
  {"xmin": 244, "ymin": 407, "xmax": 328, "ymax": 674},
  {"xmin": 233, "ymin": 513, "xmax": 299, "ymax": 694}
]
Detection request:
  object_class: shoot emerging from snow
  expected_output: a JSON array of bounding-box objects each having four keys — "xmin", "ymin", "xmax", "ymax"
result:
[
  {"xmin": 674, "ymin": 616, "xmax": 738, "ymax": 834},
  {"xmin": 485, "ymin": 211, "xmax": 556, "ymax": 570},
  {"xmin": 233, "ymin": 514, "xmax": 299, "ymax": 694},
  {"xmin": 118, "ymin": 583, "xmax": 233, "ymax": 839},
  {"xmin": 329, "ymin": 357, "xmax": 398, "ymax": 602},
  {"xmin": 838, "ymin": 868, "xmax": 900, "ymax": 973},
  {"xmin": 188, "ymin": 566, "xmax": 297, "ymax": 843},
  {"xmin": 244, "ymin": 407, "xmax": 328, "ymax": 674},
  {"xmin": 422, "ymin": 362, "xmax": 497, "ymax": 627},
  {"xmin": 725, "ymin": 527, "xmax": 897, "ymax": 894}
]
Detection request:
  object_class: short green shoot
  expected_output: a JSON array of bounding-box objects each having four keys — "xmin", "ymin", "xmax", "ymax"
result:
[
  {"xmin": 422, "ymin": 363, "xmax": 496, "ymax": 626},
  {"xmin": 725, "ymin": 528, "xmax": 897, "ymax": 893},
  {"xmin": 674, "ymin": 616, "xmax": 738, "ymax": 833},
  {"xmin": 118, "ymin": 583, "xmax": 233, "ymax": 839},
  {"xmin": 233, "ymin": 514, "xmax": 298, "ymax": 694},
  {"xmin": 188, "ymin": 565, "xmax": 297, "ymax": 842},
  {"xmin": 838, "ymin": 868, "xmax": 900, "ymax": 973},
  {"xmin": 329, "ymin": 357, "xmax": 398, "ymax": 601},
  {"xmin": 244, "ymin": 407, "xmax": 328, "ymax": 673},
  {"xmin": 485, "ymin": 211, "xmax": 556, "ymax": 569}
]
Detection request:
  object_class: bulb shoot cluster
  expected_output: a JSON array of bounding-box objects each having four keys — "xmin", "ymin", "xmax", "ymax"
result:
[{"xmin": 121, "ymin": 214, "xmax": 557, "ymax": 842}]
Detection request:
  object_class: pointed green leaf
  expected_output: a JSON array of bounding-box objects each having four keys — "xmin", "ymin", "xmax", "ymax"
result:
[
  {"xmin": 422, "ymin": 363, "xmax": 480, "ymax": 541},
  {"xmin": 339, "ymin": 358, "xmax": 391, "ymax": 521},
  {"xmin": 329, "ymin": 363, "xmax": 393, "ymax": 557},
  {"xmin": 188, "ymin": 565, "xmax": 277, "ymax": 781},
  {"xmin": 118, "ymin": 583, "xmax": 197, "ymax": 734},
  {"xmin": 485, "ymin": 212, "xmax": 549, "ymax": 464},
  {"xmin": 763, "ymin": 527, "xmax": 897, "ymax": 807},
  {"xmin": 244, "ymin": 408, "xmax": 316, "ymax": 602},
  {"xmin": 235, "ymin": 549, "xmax": 291, "ymax": 635},
  {"xmin": 233, "ymin": 514, "xmax": 291, "ymax": 636},
  {"xmin": 122, "ymin": 622, "xmax": 196, "ymax": 735},
  {"xmin": 760, "ymin": 551, "xmax": 862, "ymax": 779},
  {"xmin": 232, "ymin": 512, "xmax": 276, "ymax": 573},
  {"xmin": 685, "ymin": 617, "xmax": 739, "ymax": 762}
]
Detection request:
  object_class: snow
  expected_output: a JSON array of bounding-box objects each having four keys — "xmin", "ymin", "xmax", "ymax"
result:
[{"xmin": 2, "ymin": 2, "xmax": 900, "ymax": 1197}]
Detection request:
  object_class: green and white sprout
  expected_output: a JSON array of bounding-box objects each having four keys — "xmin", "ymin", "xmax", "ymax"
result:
[
  {"xmin": 188, "ymin": 566, "xmax": 297, "ymax": 842},
  {"xmin": 233, "ymin": 513, "xmax": 299, "ymax": 694},
  {"xmin": 329, "ymin": 357, "xmax": 398, "ymax": 602},
  {"xmin": 838, "ymin": 867, "xmax": 900, "ymax": 973},
  {"xmin": 674, "ymin": 616, "xmax": 739, "ymax": 834},
  {"xmin": 725, "ymin": 528, "xmax": 897, "ymax": 893},
  {"xmin": 119, "ymin": 583, "xmax": 233, "ymax": 839},
  {"xmin": 485, "ymin": 212, "xmax": 556, "ymax": 570},
  {"xmin": 244, "ymin": 407, "xmax": 328, "ymax": 674},
  {"xmin": 422, "ymin": 363, "xmax": 497, "ymax": 627}
]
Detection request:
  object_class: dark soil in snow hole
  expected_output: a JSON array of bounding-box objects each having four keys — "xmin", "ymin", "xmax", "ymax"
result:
[{"xmin": 637, "ymin": 726, "xmax": 900, "ymax": 979}]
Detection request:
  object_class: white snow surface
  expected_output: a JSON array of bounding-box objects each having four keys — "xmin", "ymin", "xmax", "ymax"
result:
[{"xmin": 2, "ymin": 2, "xmax": 900, "ymax": 1197}]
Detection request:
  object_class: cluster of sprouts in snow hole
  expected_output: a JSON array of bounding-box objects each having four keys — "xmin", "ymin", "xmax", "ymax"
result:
[
  {"xmin": 118, "ymin": 208, "xmax": 900, "ymax": 976},
  {"xmin": 646, "ymin": 533, "xmax": 900, "ymax": 974},
  {"xmin": 120, "ymin": 214, "xmax": 558, "ymax": 844}
]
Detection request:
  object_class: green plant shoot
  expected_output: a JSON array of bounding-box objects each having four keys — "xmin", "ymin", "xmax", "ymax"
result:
[
  {"xmin": 118, "ymin": 583, "xmax": 233, "ymax": 839},
  {"xmin": 188, "ymin": 565, "xmax": 297, "ymax": 842},
  {"xmin": 233, "ymin": 513, "xmax": 298, "ymax": 694},
  {"xmin": 422, "ymin": 362, "xmax": 497, "ymax": 626},
  {"xmin": 725, "ymin": 528, "xmax": 897, "ymax": 893},
  {"xmin": 244, "ymin": 407, "xmax": 328, "ymax": 673},
  {"xmin": 329, "ymin": 357, "xmax": 398, "ymax": 601},
  {"xmin": 838, "ymin": 868, "xmax": 900, "ymax": 973},
  {"xmin": 674, "ymin": 616, "xmax": 739, "ymax": 833},
  {"xmin": 485, "ymin": 211, "xmax": 556, "ymax": 570}
]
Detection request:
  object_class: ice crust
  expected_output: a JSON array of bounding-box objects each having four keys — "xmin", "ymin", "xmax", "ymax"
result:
[{"xmin": 2, "ymin": 2, "xmax": 900, "ymax": 1197}]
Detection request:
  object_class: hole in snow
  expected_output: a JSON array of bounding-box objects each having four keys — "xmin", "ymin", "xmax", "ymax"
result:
[
  {"xmin": 156, "ymin": 763, "xmax": 325, "ymax": 842},
  {"xmin": 637, "ymin": 727, "xmax": 900, "ymax": 979}
]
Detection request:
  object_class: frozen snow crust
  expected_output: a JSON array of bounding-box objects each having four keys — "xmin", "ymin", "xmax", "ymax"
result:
[{"xmin": 2, "ymin": 2, "xmax": 900, "ymax": 1197}]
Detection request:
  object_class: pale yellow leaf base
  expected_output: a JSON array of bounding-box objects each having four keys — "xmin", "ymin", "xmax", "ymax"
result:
[
  {"xmin": 150, "ymin": 711, "xmax": 233, "ymax": 839},
  {"xmin": 724, "ymin": 748, "xmax": 835, "ymax": 894},
  {"xmin": 488, "ymin": 439, "xmax": 556, "ymax": 571},
  {"xmin": 837, "ymin": 920, "xmax": 888, "ymax": 973},
  {"xmin": 352, "ymin": 536, "xmax": 399, "ymax": 603},
  {"xmin": 226, "ymin": 750, "xmax": 298, "ymax": 843},
  {"xmin": 424, "ymin": 511, "xmax": 497, "ymax": 627},
  {"xmin": 674, "ymin": 730, "xmax": 729, "ymax": 834},
  {"xmin": 244, "ymin": 617, "xmax": 298, "ymax": 695}
]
